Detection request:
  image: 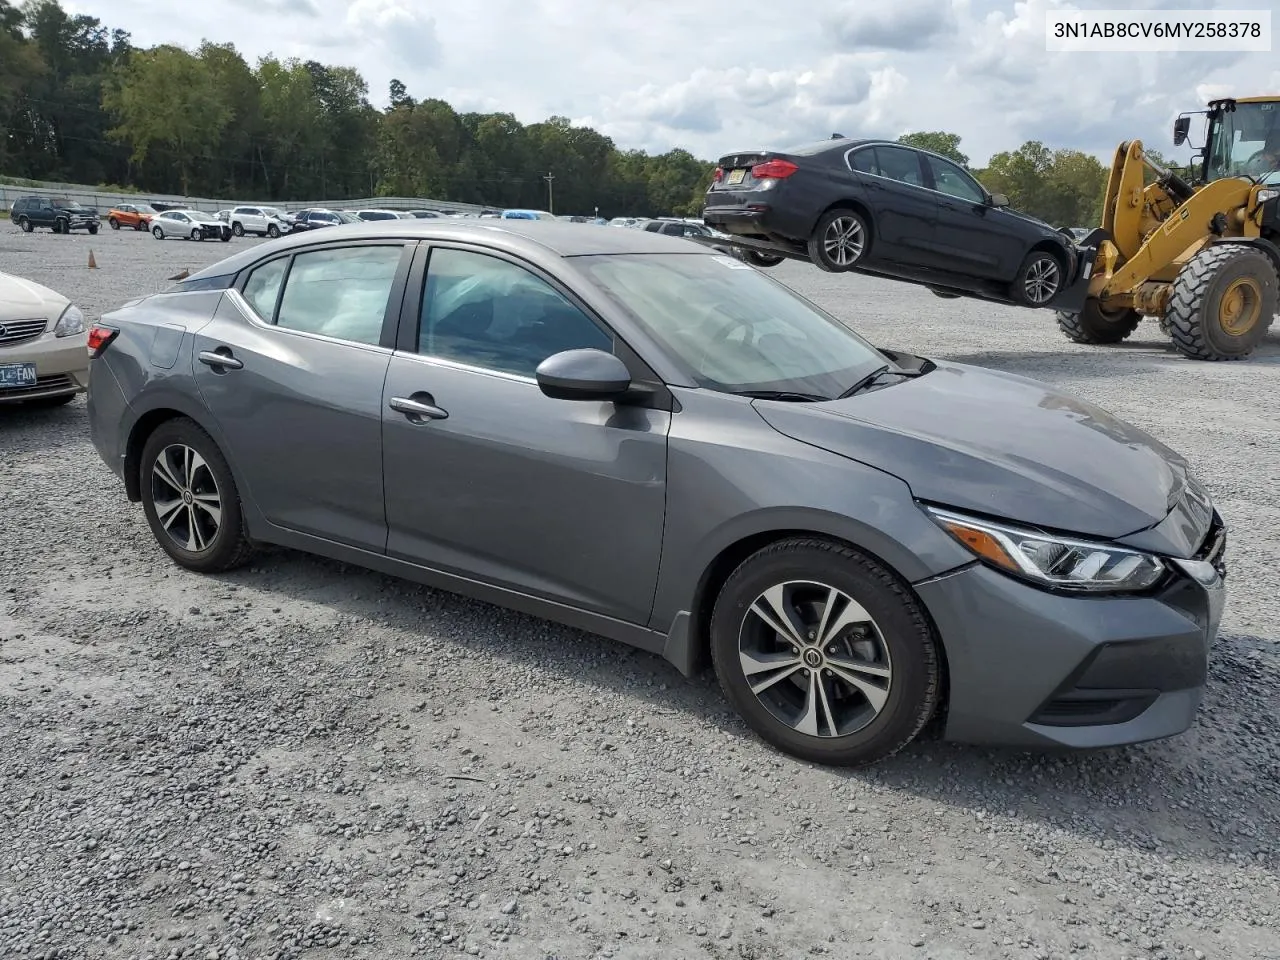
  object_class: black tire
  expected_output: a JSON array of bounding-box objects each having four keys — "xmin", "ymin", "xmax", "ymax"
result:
[
  {"xmin": 742, "ymin": 249, "xmax": 785, "ymax": 269},
  {"xmin": 135, "ymin": 220, "xmax": 146, "ymax": 231},
  {"xmin": 23, "ymin": 393, "xmax": 76, "ymax": 408},
  {"xmin": 1011, "ymin": 248, "xmax": 1066, "ymax": 307},
  {"xmin": 220, "ymin": 232, "xmax": 231, "ymax": 242},
  {"xmin": 1055, "ymin": 300, "xmax": 1142, "ymax": 344},
  {"xmin": 153, "ymin": 225, "xmax": 164, "ymax": 239},
  {"xmin": 267, "ymin": 223, "xmax": 280, "ymax": 239},
  {"xmin": 17, "ymin": 217, "xmax": 32, "ymax": 233},
  {"xmin": 55, "ymin": 218, "xmax": 68, "ymax": 234},
  {"xmin": 232, "ymin": 222, "xmax": 244, "ymax": 237},
  {"xmin": 1165, "ymin": 244, "xmax": 1278, "ymax": 361},
  {"xmin": 807, "ymin": 207, "xmax": 870, "ymax": 273},
  {"xmin": 109, "ymin": 217, "xmax": 120, "ymax": 230},
  {"xmin": 709, "ymin": 537, "xmax": 941, "ymax": 767},
  {"xmin": 88, "ymin": 223, "xmax": 98, "ymax": 235},
  {"xmin": 139, "ymin": 418, "xmax": 255, "ymax": 573},
  {"xmin": 191, "ymin": 227, "xmax": 204, "ymax": 241}
]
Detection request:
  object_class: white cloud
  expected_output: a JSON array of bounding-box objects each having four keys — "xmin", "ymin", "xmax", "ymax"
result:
[{"xmin": 90, "ymin": 0, "xmax": 1280, "ymax": 165}]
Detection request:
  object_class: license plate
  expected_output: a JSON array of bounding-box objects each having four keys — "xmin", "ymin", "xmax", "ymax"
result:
[
  {"xmin": 726, "ymin": 168, "xmax": 746, "ymax": 185},
  {"xmin": 0, "ymin": 362, "xmax": 37, "ymax": 389}
]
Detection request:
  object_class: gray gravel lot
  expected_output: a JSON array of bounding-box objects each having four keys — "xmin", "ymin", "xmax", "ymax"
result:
[{"xmin": 2, "ymin": 225, "xmax": 1278, "ymax": 960}]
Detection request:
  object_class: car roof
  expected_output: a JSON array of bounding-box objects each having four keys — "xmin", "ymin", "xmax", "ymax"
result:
[{"xmin": 181, "ymin": 218, "xmax": 717, "ymax": 283}]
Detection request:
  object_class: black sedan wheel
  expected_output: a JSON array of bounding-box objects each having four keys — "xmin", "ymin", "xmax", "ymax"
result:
[
  {"xmin": 808, "ymin": 208, "xmax": 869, "ymax": 272},
  {"xmin": 140, "ymin": 418, "xmax": 255, "ymax": 573},
  {"xmin": 1013, "ymin": 250, "xmax": 1064, "ymax": 306},
  {"xmin": 710, "ymin": 537, "xmax": 940, "ymax": 766}
]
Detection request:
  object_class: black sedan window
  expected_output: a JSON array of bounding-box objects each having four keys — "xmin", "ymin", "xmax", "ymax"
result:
[{"xmin": 924, "ymin": 155, "xmax": 986, "ymax": 203}]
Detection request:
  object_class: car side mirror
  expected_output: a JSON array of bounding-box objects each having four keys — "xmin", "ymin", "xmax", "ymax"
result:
[
  {"xmin": 1173, "ymin": 116, "xmax": 1191, "ymax": 146},
  {"xmin": 536, "ymin": 348, "xmax": 632, "ymax": 401},
  {"xmin": 988, "ymin": 193, "xmax": 1010, "ymax": 208}
]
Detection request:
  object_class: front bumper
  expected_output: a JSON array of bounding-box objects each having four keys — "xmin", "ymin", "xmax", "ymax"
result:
[
  {"xmin": 917, "ymin": 557, "xmax": 1225, "ymax": 749},
  {"xmin": 0, "ymin": 331, "xmax": 89, "ymax": 403}
]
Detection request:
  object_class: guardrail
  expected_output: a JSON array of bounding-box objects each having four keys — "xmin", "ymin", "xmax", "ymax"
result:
[{"xmin": 0, "ymin": 178, "xmax": 493, "ymax": 216}]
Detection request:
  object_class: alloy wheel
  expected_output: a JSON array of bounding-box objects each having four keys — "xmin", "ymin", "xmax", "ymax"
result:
[
  {"xmin": 1023, "ymin": 256, "xmax": 1061, "ymax": 304},
  {"xmin": 823, "ymin": 217, "xmax": 865, "ymax": 267},
  {"xmin": 738, "ymin": 579, "xmax": 892, "ymax": 738},
  {"xmin": 150, "ymin": 443, "xmax": 222, "ymax": 553}
]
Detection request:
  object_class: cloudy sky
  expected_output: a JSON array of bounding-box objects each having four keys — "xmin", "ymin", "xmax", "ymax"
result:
[{"xmin": 69, "ymin": 0, "xmax": 1280, "ymax": 166}]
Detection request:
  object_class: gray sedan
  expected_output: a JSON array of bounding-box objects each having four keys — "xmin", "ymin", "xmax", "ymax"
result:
[{"xmin": 85, "ymin": 219, "xmax": 1227, "ymax": 766}]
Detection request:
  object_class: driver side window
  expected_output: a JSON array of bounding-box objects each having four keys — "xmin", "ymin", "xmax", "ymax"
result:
[{"xmin": 417, "ymin": 249, "xmax": 613, "ymax": 377}]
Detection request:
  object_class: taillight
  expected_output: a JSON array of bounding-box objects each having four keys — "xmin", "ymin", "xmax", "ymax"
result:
[
  {"xmin": 750, "ymin": 159, "xmax": 798, "ymax": 179},
  {"xmin": 712, "ymin": 166, "xmax": 724, "ymax": 182},
  {"xmin": 87, "ymin": 324, "xmax": 119, "ymax": 358}
]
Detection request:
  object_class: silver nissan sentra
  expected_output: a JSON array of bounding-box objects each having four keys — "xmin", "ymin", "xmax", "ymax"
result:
[{"xmin": 85, "ymin": 219, "xmax": 1227, "ymax": 766}]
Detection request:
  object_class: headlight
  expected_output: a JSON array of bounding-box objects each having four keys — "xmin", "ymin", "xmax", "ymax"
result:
[
  {"xmin": 1258, "ymin": 188, "xmax": 1279, "ymax": 203},
  {"xmin": 54, "ymin": 304, "xmax": 86, "ymax": 338},
  {"xmin": 925, "ymin": 506, "xmax": 1166, "ymax": 593}
]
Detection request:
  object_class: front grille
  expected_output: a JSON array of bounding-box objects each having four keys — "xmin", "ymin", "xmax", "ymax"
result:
[
  {"xmin": 0, "ymin": 373, "xmax": 74, "ymax": 398},
  {"xmin": 0, "ymin": 318, "xmax": 49, "ymax": 346}
]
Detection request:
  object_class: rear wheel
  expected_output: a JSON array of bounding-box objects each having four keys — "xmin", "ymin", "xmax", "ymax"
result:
[
  {"xmin": 1165, "ymin": 244, "xmax": 1278, "ymax": 361},
  {"xmin": 139, "ymin": 418, "xmax": 255, "ymax": 573},
  {"xmin": 1056, "ymin": 300, "xmax": 1142, "ymax": 344},
  {"xmin": 742, "ymin": 249, "xmax": 785, "ymax": 268},
  {"xmin": 109, "ymin": 217, "xmax": 120, "ymax": 230},
  {"xmin": 17, "ymin": 216, "xmax": 32, "ymax": 233},
  {"xmin": 807, "ymin": 208, "xmax": 870, "ymax": 272},
  {"xmin": 709, "ymin": 537, "xmax": 941, "ymax": 766}
]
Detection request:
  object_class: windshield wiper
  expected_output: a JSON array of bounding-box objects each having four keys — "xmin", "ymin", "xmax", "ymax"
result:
[
  {"xmin": 838, "ymin": 364, "xmax": 926, "ymax": 399},
  {"xmin": 732, "ymin": 389, "xmax": 828, "ymax": 402}
]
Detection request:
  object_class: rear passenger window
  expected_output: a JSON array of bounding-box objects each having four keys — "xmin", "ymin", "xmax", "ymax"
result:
[
  {"xmin": 274, "ymin": 245, "xmax": 403, "ymax": 346},
  {"xmin": 241, "ymin": 258, "xmax": 287, "ymax": 321},
  {"xmin": 876, "ymin": 146, "xmax": 925, "ymax": 187},
  {"xmin": 848, "ymin": 148, "xmax": 881, "ymax": 176}
]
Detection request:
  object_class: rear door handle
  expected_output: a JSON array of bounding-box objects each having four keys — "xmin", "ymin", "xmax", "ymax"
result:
[
  {"xmin": 198, "ymin": 349, "xmax": 243, "ymax": 370},
  {"xmin": 389, "ymin": 395, "xmax": 449, "ymax": 422}
]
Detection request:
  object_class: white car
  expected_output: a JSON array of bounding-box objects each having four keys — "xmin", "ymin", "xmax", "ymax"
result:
[
  {"xmin": 227, "ymin": 205, "xmax": 293, "ymax": 238},
  {"xmin": 150, "ymin": 209, "xmax": 232, "ymax": 242},
  {"xmin": 351, "ymin": 208, "xmax": 415, "ymax": 221},
  {"xmin": 0, "ymin": 270, "xmax": 89, "ymax": 407}
]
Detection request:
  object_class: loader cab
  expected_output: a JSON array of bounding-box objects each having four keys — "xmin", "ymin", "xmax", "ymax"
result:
[{"xmin": 1194, "ymin": 97, "xmax": 1280, "ymax": 186}]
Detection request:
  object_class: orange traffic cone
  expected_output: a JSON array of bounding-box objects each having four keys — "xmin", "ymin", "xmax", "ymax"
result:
[{"xmin": 88, "ymin": 250, "xmax": 97, "ymax": 269}]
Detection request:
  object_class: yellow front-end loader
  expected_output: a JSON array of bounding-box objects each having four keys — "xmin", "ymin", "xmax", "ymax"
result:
[{"xmin": 1055, "ymin": 96, "xmax": 1280, "ymax": 360}]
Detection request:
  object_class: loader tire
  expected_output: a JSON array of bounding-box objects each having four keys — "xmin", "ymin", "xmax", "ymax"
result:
[
  {"xmin": 1165, "ymin": 244, "xmax": 1277, "ymax": 361},
  {"xmin": 1055, "ymin": 301, "xmax": 1142, "ymax": 344}
]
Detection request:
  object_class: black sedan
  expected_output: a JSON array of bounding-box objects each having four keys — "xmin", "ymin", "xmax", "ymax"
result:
[{"xmin": 702, "ymin": 138, "xmax": 1080, "ymax": 308}]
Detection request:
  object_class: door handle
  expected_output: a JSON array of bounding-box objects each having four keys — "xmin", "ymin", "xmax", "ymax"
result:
[
  {"xmin": 389, "ymin": 395, "xmax": 449, "ymax": 422},
  {"xmin": 198, "ymin": 349, "xmax": 243, "ymax": 370}
]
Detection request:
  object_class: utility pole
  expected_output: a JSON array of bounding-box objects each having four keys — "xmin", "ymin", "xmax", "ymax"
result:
[{"xmin": 544, "ymin": 171, "xmax": 555, "ymax": 214}]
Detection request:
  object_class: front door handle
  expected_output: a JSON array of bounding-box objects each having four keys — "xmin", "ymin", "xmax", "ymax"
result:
[
  {"xmin": 389, "ymin": 395, "xmax": 449, "ymax": 422},
  {"xmin": 198, "ymin": 348, "xmax": 243, "ymax": 370}
]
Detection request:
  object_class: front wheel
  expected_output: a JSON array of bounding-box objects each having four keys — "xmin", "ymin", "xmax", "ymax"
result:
[
  {"xmin": 55, "ymin": 218, "xmax": 68, "ymax": 234},
  {"xmin": 709, "ymin": 537, "xmax": 941, "ymax": 766},
  {"xmin": 17, "ymin": 217, "xmax": 32, "ymax": 233},
  {"xmin": 87, "ymin": 223, "xmax": 98, "ymax": 235},
  {"xmin": 807, "ymin": 208, "xmax": 870, "ymax": 273},
  {"xmin": 1055, "ymin": 300, "xmax": 1142, "ymax": 344},
  {"xmin": 1165, "ymin": 244, "xmax": 1278, "ymax": 361},
  {"xmin": 139, "ymin": 418, "xmax": 255, "ymax": 573},
  {"xmin": 152, "ymin": 225, "xmax": 165, "ymax": 239},
  {"xmin": 266, "ymin": 223, "xmax": 280, "ymax": 238},
  {"xmin": 191, "ymin": 227, "xmax": 204, "ymax": 241},
  {"xmin": 1011, "ymin": 249, "xmax": 1065, "ymax": 306},
  {"xmin": 232, "ymin": 222, "xmax": 244, "ymax": 236}
]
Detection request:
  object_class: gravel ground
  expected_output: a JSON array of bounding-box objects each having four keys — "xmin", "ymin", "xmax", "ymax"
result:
[{"xmin": 2, "ymin": 225, "xmax": 1278, "ymax": 960}]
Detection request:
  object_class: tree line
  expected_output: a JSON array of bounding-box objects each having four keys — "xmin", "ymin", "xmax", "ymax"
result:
[{"xmin": 1, "ymin": 0, "xmax": 1185, "ymax": 225}]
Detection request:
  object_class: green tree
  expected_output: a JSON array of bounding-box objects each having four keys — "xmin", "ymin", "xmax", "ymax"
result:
[
  {"xmin": 897, "ymin": 131, "xmax": 969, "ymax": 166},
  {"xmin": 102, "ymin": 44, "xmax": 230, "ymax": 194}
]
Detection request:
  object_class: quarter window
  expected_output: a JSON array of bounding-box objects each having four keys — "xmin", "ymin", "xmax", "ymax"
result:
[
  {"xmin": 273, "ymin": 245, "xmax": 403, "ymax": 346},
  {"xmin": 924, "ymin": 155, "xmax": 986, "ymax": 202},
  {"xmin": 417, "ymin": 248, "xmax": 613, "ymax": 377},
  {"xmin": 241, "ymin": 258, "xmax": 288, "ymax": 321}
]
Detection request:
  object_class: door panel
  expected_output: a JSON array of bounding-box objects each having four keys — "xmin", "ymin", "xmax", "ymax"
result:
[
  {"xmin": 846, "ymin": 145, "xmax": 939, "ymax": 264},
  {"xmin": 381, "ymin": 245, "xmax": 670, "ymax": 624},
  {"xmin": 191, "ymin": 243, "xmax": 410, "ymax": 550},
  {"xmin": 924, "ymin": 154, "xmax": 1022, "ymax": 278}
]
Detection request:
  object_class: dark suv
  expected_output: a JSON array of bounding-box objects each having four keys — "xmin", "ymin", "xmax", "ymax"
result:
[{"xmin": 10, "ymin": 196, "xmax": 101, "ymax": 235}]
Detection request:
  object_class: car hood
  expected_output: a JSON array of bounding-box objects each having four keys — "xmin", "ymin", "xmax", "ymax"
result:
[
  {"xmin": 0, "ymin": 271, "xmax": 66, "ymax": 323},
  {"xmin": 753, "ymin": 361, "xmax": 1190, "ymax": 541}
]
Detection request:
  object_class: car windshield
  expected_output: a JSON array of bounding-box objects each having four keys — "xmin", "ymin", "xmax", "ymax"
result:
[
  {"xmin": 54, "ymin": 199, "xmax": 84, "ymax": 209},
  {"xmin": 576, "ymin": 253, "xmax": 890, "ymax": 398},
  {"xmin": 136, "ymin": 204, "xmax": 157, "ymax": 214}
]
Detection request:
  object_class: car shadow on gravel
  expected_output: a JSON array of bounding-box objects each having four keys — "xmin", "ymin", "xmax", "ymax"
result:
[
  {"xmin": 943, "ymin": 336, "xmax": 1280, "ymax": 373},
  {"xmin": 207, "ymin": 545, "xmax": 1280, "ymax": 874}
]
